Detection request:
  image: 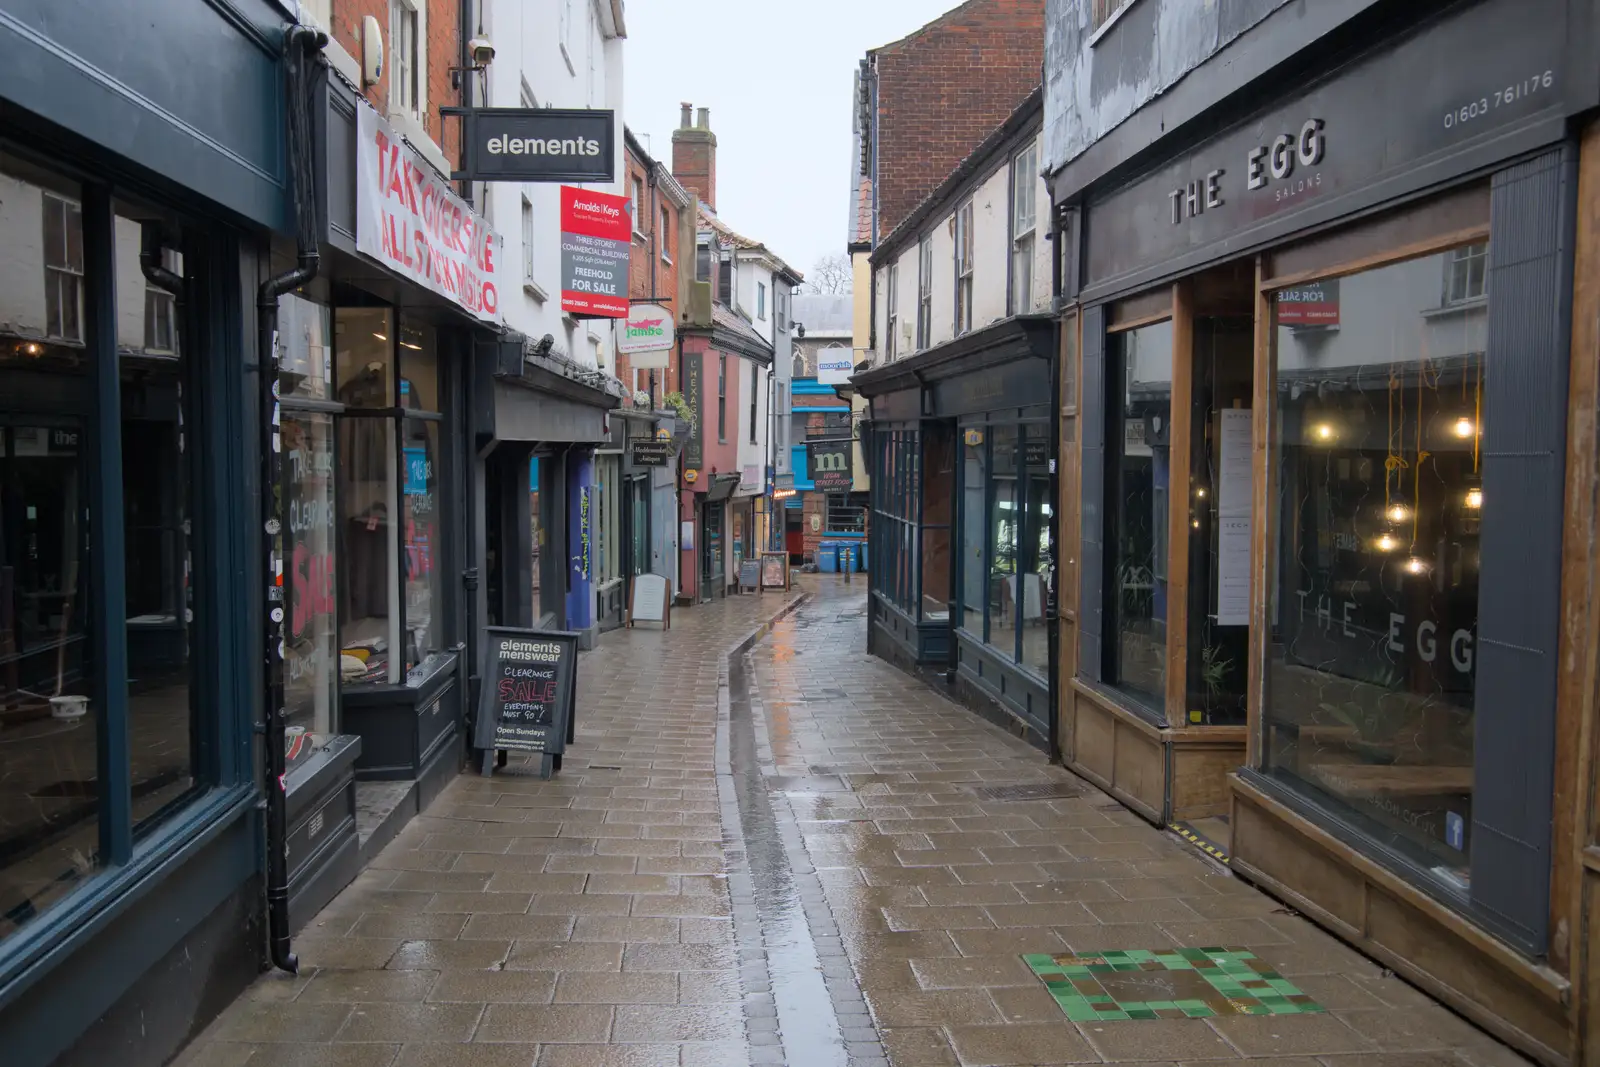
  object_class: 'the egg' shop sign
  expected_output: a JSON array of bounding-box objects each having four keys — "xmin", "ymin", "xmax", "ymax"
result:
[{"xmin": 617, "ymin": 302, "xmax": 675, "ymax": 369}]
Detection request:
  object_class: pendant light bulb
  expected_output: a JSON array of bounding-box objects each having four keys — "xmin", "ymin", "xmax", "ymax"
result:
[
  {"xmin": 1376, "ymin": 532, "xmax": 1398, "ymax": 553},
  {"xmin": 1405, "ymin": 555, "xmax": 1429, "ymax": 574},
  {"xmin": 1314, "ymin": 422, "xmax": 1335, "ymax": 442},
  {"xmin": 1386, "ymin": 504, "xmax": 1410, "ymax": 524},
  {"xmin": 1453, "ymin": 416, "xmax": 1476, "ymax": 439},
  {"xmin": 1465, "ymin": 487, "xmax": 1483, "ymax": 510}
]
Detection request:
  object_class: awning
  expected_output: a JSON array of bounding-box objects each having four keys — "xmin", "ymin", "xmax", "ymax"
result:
[{"xmin": 706, "ymin": 473, "xmax": 742, "ymax": 503}]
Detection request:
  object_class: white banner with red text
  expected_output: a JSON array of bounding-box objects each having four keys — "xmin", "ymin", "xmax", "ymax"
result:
[{"xmin": 356, "ymin": 107, "xmax": 503, "ymax": 322}]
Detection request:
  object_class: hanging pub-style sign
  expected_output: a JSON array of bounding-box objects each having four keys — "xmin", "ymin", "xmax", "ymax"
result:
[{"xmin": 457, "ymin": 107, "xmax": 616, "ymax": 184}]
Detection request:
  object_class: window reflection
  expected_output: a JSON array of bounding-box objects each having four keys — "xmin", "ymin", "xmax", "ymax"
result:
[
  {"xmin": 989, "ymin": 426, "xmax": 1019, "ymax": 660},
  {"xmin": 960, "ymin": 429, "xmax": 987, "ymax": 636},
  {"xmin": 1266, "ymin": 247, "xmax": 1486, "ymax": 890},
  {"xmin": 1108, "ymin": 319, "xmax": 1173, "ymax": 711},
  {"xmin": 0, "ymin": 156, "xmax": 99, "ymax": 938}
]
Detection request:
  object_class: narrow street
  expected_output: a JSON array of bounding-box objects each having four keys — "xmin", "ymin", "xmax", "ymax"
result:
[{"xmin": 176, "ymin": 577, "xmax": 1524, "ymax": 1067}]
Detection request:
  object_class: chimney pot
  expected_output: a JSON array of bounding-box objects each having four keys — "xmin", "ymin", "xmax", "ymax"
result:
[
  {"xmin": 697, "ymin": 107, "xmax": 710, "ymax": 130},
  {"xmin": 679, "ymin": 103, "xmax": 692, "ymax": 129}
]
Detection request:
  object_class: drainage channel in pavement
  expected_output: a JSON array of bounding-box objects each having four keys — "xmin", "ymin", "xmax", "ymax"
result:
[{"xmin": 717, "ymin": 601, "xmax": 889, "ymax": 1067}]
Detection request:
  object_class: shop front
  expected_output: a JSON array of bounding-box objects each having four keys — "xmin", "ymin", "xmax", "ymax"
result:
[
  {"xmin": 0, "ymin": 7, "xmax": 309, "ymax": 1067},
  {"xmin": 1053, "ymin": 0, "xmax": 1599, "ymax": 1057},
  {"xmin": 273, "ymin": 77, "xmax": 519, "ymax": 931},
  {"xmin": 858, "ymin": 316, "xmax": 1054, "ymax": 745}
]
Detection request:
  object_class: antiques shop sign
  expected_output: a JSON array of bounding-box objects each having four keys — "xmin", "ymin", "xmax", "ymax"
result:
[
  {"xmin": 356, "ymin": 107, "xmax": 502, "ymax": 321},
  {"xmin": 1084, "ymin": 0, "xmax": 1570, "ymax": 295}
]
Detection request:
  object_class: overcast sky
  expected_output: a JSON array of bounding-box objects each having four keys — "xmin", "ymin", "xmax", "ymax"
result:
[{"xmin": 622, "ymin": 0, "xmax": 963, "ymax": 287}]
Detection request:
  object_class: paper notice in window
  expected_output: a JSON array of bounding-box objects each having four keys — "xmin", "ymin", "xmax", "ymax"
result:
[{"xmin": 1216, "ymin": 409, "xmax": 1252, "ymax": 626}]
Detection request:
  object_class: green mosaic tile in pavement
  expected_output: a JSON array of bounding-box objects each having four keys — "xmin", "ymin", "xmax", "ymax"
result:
[{"xmin": 1023, "ymin": 947, "xmax": 1327, "ymax": 1022}]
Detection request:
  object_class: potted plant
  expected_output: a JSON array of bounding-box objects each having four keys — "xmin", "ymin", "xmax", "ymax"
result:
[{"xmin": 663, "ymin": 391, "xmax": 696, "ymax": 439}]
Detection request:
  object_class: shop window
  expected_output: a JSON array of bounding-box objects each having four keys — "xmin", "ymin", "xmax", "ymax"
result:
[
  {"xmin": 960, "ymin": 427, "xmax": 987, "ymax": 636},
  {"xmin": 1265, "ymin": 246, "xmax": 1488, "ymax": 891},
  {"xmin": 917, "ymin": 234, "xmax": 933, "ymax": 350},
  {"xmin": 628, "ymin": 475, "xmax": 649, "ymax": 578},
  {"xmin": 279, "ymin": 296, "xmax": 338, "ymax": 772},
  {"xmin": 335, "ymin": 309, "xmax": 443, "ymax": 685},
  {"xmin": 921, "ymin": 423, "xmax": 953, "ymax": 621},
  {"xmin": 529, "ymin": 456, "xmax": 543, "ymax": 622},
  {"xmin": 825, "ymin": 494, "xmax": 864, "ymax": 533},
  {"xmin": 1443, "ymin": 242, "xmax": 1488, "ymax": 306},
  {"xmin": 1105, "ymin": 319, "xmax": 1174, "ymax": 712},
  {"xmin": 0, "ymin": 159, "xmax": 235, "ymax": 943},
  {"xmin": 988, "ymin": 427, "xmax": 1020, "ymax": 659},
  {"xmin": 596, "ymin": 456, "xmax": 620, "ymax": 588},
  {"xmin": 1011, "ymin": 142, "xmax": 1038, "ymax": 316},
  {"xmin": 954, "ymin": 201, "xmax": 974, "ymax": 335},
  {"xmin": 1020, "ymin": 422, "xmax": 1051, "ymax": 675},
  {"xmin": 871, "ymin": 429, "xmax": 919, "ymax": 615}
]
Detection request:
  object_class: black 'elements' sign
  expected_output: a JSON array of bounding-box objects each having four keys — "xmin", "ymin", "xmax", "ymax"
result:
[
  {"xmin": 461, "ymin": 108, "xmax": 616, "ymax": 184},
  {"xmin": 474, "ymin": 627, "xmax": 579, "ymax": 767}
]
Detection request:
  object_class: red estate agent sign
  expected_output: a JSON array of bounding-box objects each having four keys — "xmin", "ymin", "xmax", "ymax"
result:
[{"xmin": 560, "ymin": 186, "xmax": 630, "ymax": 319}]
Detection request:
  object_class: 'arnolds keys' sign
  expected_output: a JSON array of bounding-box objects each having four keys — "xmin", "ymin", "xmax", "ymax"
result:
[{"xmin": 356, "ymin": 107, "xmax": 502, "ymax": 321}]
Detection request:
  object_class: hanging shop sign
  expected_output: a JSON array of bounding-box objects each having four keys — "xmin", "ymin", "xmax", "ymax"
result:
[
  {"xmin": 683, "ymin": 357, "xmax": 704, "ymax": 470},
  {"xmin": 1276, "ymin": 278, "xmax": 1340, "ymax": 327},
  {"xmin": 816, "ymin": 346, "xmax": 855, "ymax": 386},
  {"xmin": 630, "ymin": 439, "xmax": 672, "ymax": 466},
  {"xmin": 461, "ymin": 107, "xmax": 616, "ymax": 184},
  {"xmin": 619, "ymin": 302, "xmax": 676, "ymax": 357},
  {"xmin": 473, "ymin": 627, "xmax": 580, "ymax": 778},
  {"xmin": 1083, "ymin": 0, "xmax": 1568, "ymax": 295},
  {"xmin": 809, "ymin": 440, "xmax": 853, "ymax": 492},
  {"xmin": 356, "ymin": 106, "xmax": 502, "ymax": 321},
  {"xmin": 560, "ymin": 186, "xmax": 630, "ymax": 319}
]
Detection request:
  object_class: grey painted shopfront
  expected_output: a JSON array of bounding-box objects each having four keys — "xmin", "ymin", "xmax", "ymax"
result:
[{"xmin": 1048, "ymin": 0, "xmax": 1600, "ymax": 1058}]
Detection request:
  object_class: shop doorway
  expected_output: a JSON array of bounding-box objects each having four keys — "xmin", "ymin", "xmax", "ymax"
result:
[{"xmin": 701, "ymin": 501, "xmax": 725, "ymax": 601}]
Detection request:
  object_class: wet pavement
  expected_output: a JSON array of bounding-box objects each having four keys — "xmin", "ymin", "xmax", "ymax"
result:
[{"xmin": 176, "ymin": 576, "xmax": 1529, "ymax": 1067}]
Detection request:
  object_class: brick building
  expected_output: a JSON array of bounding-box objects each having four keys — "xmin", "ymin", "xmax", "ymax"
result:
[
  {"xmin": 301, "ymin": 0, "xmax": 462, "ymax": 176},
  {"xmin": 616, "ymin": 129, "xmax": 694, "ymax": 403},
  {"xmin": 857, "ymin": 0, "xmax": 1045, "ymax": 244}
]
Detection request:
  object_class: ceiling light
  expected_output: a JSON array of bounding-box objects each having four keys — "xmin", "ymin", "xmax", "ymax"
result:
[
  {"xmin": 401, "ymin": 341, "xmax": 422, "ymax": 351},
  {"xmin": 373, "ymin": 333, "xmax": 388, "ymax": 341}
]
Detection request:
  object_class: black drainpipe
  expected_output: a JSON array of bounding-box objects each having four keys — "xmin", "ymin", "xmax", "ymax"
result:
[{"xmin": 258, "ymin": 21, "xmax": 327, "ymax": 976}]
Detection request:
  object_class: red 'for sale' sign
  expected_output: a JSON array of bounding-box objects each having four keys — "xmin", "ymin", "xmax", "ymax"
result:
[{"xmin": 559, "ymin": 186, "xmax": 631, "ymax": 319}]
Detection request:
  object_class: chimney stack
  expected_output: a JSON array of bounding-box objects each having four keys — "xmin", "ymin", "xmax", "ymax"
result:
[{"xmin": 671, "ymin": 100, "xmax": 718, "ymax": 211}]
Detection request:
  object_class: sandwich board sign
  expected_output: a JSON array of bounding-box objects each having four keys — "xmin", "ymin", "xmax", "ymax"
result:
[{"xmin": 474, "ymin": 627, "xmax": 579, "ymax": 779}]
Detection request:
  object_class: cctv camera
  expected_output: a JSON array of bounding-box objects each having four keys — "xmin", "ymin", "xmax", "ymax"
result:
[{"xmin": 469, "ymin": 36, "xmax": 495, "ymax": 66}]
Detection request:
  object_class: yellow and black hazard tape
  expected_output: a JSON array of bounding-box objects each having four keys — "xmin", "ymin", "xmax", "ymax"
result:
[{"xmin": 1169, "ymin": 822, "xmax": 1230, "ymax": 865}]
